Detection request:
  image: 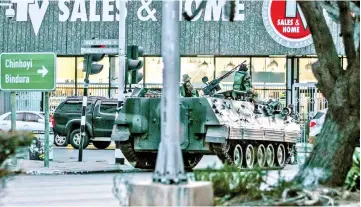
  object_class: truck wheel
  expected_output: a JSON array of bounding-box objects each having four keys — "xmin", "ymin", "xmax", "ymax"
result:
[
  {"xmin": 92, "ymin": 141, "xmax": 111, "ymax": 149},
  {"xmin": 70, "ymin": 129, "xmax": 89, "ymax": 149},
  {"xmin": 54, "ymin": 134, "xmax": 67, "ymax": 147}
]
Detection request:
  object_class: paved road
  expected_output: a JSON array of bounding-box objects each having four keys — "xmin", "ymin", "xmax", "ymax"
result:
[
  {"xmin": 1, "ymin": 147, "xmax": 304, "ymax": 206},
  {"xmin": 52, "ymin": 147, "xmax": 224, "ymax": 169},
  {"xmin": 2, "ymin": 165, "xmax": 299, "ymax": 206}
]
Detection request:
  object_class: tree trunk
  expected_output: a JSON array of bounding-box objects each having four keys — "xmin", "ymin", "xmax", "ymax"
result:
[
  {"xmin": 295, "ymin": 58, "xmax": 360, "ymax": 187},
  {"xmin": 294, "ymin": 1, "xmax": 360, "ymax": 187},
  {"xmin": 296, "ymin": 113, "xmax": 359, "ymax": 186}
]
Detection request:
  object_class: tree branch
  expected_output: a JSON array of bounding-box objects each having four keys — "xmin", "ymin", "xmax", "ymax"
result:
[
  {"xmin": 338, "ymin": 1, "xmax": 357, "ymax": 65},
  {"xmin": 297, "ymin": 1, "xmax": 341, "ymax": 99}
]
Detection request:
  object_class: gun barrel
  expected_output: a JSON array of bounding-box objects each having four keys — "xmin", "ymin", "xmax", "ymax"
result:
[
  {"xmin": 218, "ymin": 60, "xmax": 247, "ymax": 80},
  {"xmin": 202, "ymin": 60, "xmax": 247, "ymax": 96}
]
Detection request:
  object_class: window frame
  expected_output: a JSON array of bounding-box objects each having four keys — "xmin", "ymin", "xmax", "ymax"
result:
[
  {"xmin": 60, "ymin": 101, "xmax": 92, "ymax": 113},
  {"xmin": 24, "ymin": 113, "xmax": 42, "ymax": 123},
  {"xmin": 99, "ymin": 101, "xmax": 118, "ymax": 115}
]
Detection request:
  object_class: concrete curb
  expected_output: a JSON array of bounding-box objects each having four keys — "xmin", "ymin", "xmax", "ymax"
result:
[
  {"xmin": 24, "ymin": 167, "xmax": 151, "ymax": 175},
  {"xmin": 7, "ymin": 159, "xmax": 152, "ymax": 175}
]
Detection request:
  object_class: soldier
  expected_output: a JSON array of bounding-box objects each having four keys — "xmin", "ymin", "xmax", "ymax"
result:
[
  {"xmin": 232, "ymin": 64, "xmax": 262, "ymax": 114},
  {"xmin": 265, "ymin": 98, "xmax": 281, "ymax": 116},
  {"xmin": 181, "ymin": 74, "xmax": 195, "ymax": 97},
  {"xmin": 287, "ymin": 104, "xmax": 299, "ymax": 122}
]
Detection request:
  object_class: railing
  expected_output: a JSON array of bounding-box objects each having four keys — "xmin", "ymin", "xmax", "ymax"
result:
[
  {"xmin": 292, "ymin": 83, "xmax": 328, "ymax": 124},
  {"xmin": 144, "ymin": 82, "xmax": 287, "ymax": 101},
  {"xmin": 16, "ymin": 92, "xmax": 42, "ymax": 112},
  {"xmin": 51, "ymin": 83, "xmax": 111, "ymax": 98}
]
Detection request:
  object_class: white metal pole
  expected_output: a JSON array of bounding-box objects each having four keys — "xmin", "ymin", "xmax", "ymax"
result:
[
  {"xmin": 44, "ymin": 92, "xmax": 50, "ymax": 167},
  {"xmin": 10, "ymin": 92, "xmax": 16, "ymax": 131},
  {"xmin": 153, "ymin": 0, "xmax": 187, "ymax": 184},
  {"xmin": 118, "ymin": 0, "xmax": 126, "ymax": 105},
  {"xmin": 115, "ymin": 0, "xmax": 126, "ymax": 165}
]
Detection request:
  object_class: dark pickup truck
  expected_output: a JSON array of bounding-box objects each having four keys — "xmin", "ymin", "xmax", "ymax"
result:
[{"xmin": 53, "ymin": 96, "xmax": 118, "ymax": 149}]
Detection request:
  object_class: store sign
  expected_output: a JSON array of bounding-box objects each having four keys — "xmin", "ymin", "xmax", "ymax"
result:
[
  {"xmin": 262, "ymin": 0, "xmax": 312, "ymax": 48},
  {"xmin": 8, "ymin": 0, "xmax": 246, "ymax": 36},
  {"xmin": 0, "ymin": 53, "xmax": 56, "ymax": 91}
]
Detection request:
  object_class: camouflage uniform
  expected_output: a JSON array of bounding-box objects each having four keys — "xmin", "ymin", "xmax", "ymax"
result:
[
  {"xmin": 232, "ymin": 64, "xmax": 261, "ymax": 114},
  {"xmin": 183, "ymin": 82, "xmax": 194, "ymax": 97},
  {"xmin": 265, "ymin": 99, "xmax": 281, "ymax": 116},
  {"xmin": 181, "ymin": 74, "xmax": 196, "ymax": 97}
]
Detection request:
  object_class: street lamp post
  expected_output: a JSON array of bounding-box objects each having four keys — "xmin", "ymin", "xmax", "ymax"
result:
[
  {"xmin": 126, "ymin": 1, "xmax": 213, "ymax": 205},
  {"xmin": 152, "ymin": 0, "xmax": 187, "ymax": 184},
  {"xmin": 114, "ymin": 0, "xmax": 127, "ymax": 165}
]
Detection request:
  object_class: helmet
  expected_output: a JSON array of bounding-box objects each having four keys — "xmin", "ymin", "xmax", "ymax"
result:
[
  {"xmin": 238, "ymin": 64, "xmax": 248, "ymax": 72},
  {"xmin": 182, "ymin": 74, "xmax": 191, "ymax": 82}
]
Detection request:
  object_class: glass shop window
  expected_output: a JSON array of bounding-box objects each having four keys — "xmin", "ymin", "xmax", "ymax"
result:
[
  {"xmin": 77, "ymin": 57, "xmax": 110, "ymax": 84},
  {"xmin": 251, "ymin": 57, "xmax": 286, "ymax": 84},
  {"xmin": 215, "ymin": 57, "xmax": 251, "ymax": 86},
  {"xmin": 144, "ymin": 57, "xmax": 163, "ymax": 86},
  {"xmin": 299, "ymin": 58, "xmax": 318, "ymax": 83},
  {"xmin": 180, "ymin": 57, "xmax": 214, "ymax": 89},
  {"xmin": 56, "ymin": 57, "xmax": 76, "ymax": 83}
]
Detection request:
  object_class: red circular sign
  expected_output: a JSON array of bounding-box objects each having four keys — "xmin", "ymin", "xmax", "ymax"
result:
[{"xmin": 269, "ymin": 0, "xmax": 310, "ymax": 40}]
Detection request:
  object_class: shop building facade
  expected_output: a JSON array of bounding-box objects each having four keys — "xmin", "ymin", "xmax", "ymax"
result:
[{"xmin": 0, "ymin": 0, "xmax": 346, "ymax": 115}]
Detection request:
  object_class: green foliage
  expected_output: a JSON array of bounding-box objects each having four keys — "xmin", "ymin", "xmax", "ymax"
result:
[
  {"xmin": 194, "ymin": 165, "xmax": 302, "ymax": 205},
  {"xmin": 345, "ymin": 148, "xmax": 360, "ymax": 191},
  {"xmin": 0, "ymin": 131, "xmax": 34, "ymax": 178},
  {"xmin": 194, "ymin": 165, "xmax": 267, "ymax": 203}
]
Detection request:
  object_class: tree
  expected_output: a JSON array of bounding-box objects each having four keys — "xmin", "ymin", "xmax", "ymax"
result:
[
  {"xmin": 183, "ymin": 0, "xmax": 360, "ymax": 187},
  {"xmin": 295, "ymin": 1, "xmax": 360, "ymax": 187},
  {"xmin": 0, "ymin": 132, "xmax": 34, "ymax": 177}
]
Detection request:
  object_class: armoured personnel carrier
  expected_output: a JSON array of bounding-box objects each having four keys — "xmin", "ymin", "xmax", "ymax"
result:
[{"xmin": 111, "ymin": 64, "xmax": 301, "ymax": 170}]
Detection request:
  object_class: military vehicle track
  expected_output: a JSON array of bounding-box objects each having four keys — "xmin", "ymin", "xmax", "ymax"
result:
[
  {"xmin": 119, "ymin": 140, "xmax": 157, "ymax": 169},
  {"xmin": 211, "ymin": 141, "xmax": 296, "ymax": 171},
  {"xmin": 118, "ymin": 138, "xmax": 203, "ymax": 170},
  {"xmin": 119, "ymin": 138, "xmax": 296, "ymax": 171}
]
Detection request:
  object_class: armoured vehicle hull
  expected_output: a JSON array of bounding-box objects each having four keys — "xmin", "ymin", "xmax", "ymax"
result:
[{"xmin": 112, "ymin": 96, "xmax": 300, "ymax": 170}]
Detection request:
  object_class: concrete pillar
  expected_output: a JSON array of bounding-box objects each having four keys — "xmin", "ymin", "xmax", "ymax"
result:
[
  {"xmin": 128, "ymin": 181, "xmax": 214, "ymax": 206},
  {"xmin": 114, "ymin": 141, "xmax": 124, "ymax": 164}
]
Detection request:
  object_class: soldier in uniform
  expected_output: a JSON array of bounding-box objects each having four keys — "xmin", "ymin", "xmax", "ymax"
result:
[
  {"xmin": 181, "ymin": 74, "xmax": 197, "ymax": 97},
  {"xmin": 265, "ymin": 98, "xmax": 281, "ymax": 116},
  {"xmin": 287, "ymin": 104, "xmax": 299, "ymax": 121},
  {"xmin": 232, "ymin": 64, "xmax": 262, "ymax": 114}
]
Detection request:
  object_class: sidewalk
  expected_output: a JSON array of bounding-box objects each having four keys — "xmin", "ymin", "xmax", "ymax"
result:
[{"xmin": 5, "ymin": 158, "xmax": 150, "ymax": 175}]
